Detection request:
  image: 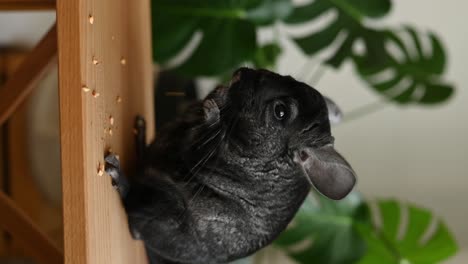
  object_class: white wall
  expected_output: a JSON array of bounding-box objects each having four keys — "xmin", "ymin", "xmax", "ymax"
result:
[{"xmin": 0, "ymin": 11, "xmax": 55, "ymax": 48}]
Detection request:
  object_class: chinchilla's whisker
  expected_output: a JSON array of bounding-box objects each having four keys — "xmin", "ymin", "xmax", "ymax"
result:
[
  {"xmin": 182, "ymin": 127, "xmax": 224, "ymax": 184},
  {"xmin": 183, "ymin": 131, "xmax": 226, "ymax": 184},
  {"xmin": 187, "ymin": 128, "xmax": 222, "ymax": 170},
  {"xmin": 190, "ymin": 115, "xmax": 238, "ymax": 178},
  {"xmin": 188, "ymin": 185, "xmax": 205, "ymax": 207},
  {"xmin": 182, "ymin": 147, "xmax": 216, "ymax": 183},
  {"xmin": 184, "ymin": 133, "xmax": 225, "ymax": 185},
  {"xmin": 176, "ymin": 184, "xmax": 206, "ymax": 222},
  {"xmin": 185, "ymin": 119, "xmax": 230, "ymax": 184},
  {"xmin": 196, "ymin": 129, "xmax": 222, "ymax": 150},
  {"xmin": 188, "ymin": 127, "xmax": 221, "ymax": 148}
]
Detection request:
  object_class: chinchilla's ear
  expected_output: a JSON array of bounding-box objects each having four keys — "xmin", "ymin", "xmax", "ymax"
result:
[
  {"xmin": 294, "ymin": 145, "xmax": 356, "ymax": 200},
  {"xmin": 323, "ymin": 96, "xmax": 343, "ymax": 124}
]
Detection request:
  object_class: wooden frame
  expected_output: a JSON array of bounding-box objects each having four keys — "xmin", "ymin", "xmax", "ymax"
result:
[
  {"xmin": 57, "ymin": 0, "xmax": 154, "ymax": 263},
  {"xmin": 0, "ymin": 192, "xmax": 62, "ymax": 264},
  {"xmin": 0, "ymin": 22, "xmax": 61, "ymax": 264},
  {"xmin": 0, "ymin": 49, "xmax": 63, "ymax": 261},
  {"xmin": 0, "ymin": 0, "xmax": 55, "ymax": 10},
  {"xmin": 0, "ymin": 25, "xmax": 57, "ymax": 126}
]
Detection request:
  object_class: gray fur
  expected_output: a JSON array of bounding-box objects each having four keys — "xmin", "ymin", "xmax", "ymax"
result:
[{"xmin": 107, "ymin": 68, "xmax": 356, "ymax": 264}]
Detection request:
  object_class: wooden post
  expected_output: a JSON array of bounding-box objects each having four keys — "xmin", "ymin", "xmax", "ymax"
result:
[{"xmin": 57, "ymin": 0, "xmax": 154, "ymax": 263}]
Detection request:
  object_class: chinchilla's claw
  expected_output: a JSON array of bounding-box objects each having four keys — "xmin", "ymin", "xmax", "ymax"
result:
[{"xmin": 105, "ymin": 153, "xmax": 121, "ymax": 169}]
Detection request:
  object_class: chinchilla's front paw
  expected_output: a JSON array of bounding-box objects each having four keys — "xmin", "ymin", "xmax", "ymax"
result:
[{"xmin": 105, "ymin": 153, "xmax": 129, "ymax": 198}]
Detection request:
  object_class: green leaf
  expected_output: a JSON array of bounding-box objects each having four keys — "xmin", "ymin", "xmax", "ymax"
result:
[
  {"xmin": 346, "ymin": 0, "xmax": 391, "ymax": 18},
  {"xmin": 357, "ymin": 200, "xmax": 458, "ymax": 264},
  {"xmin": 253, "ymin": 43, "xmax": 282, "ymax": 68},
  {"xmin": 354, "ymin": 27, "xmax": 454, "ymax": 104},
  {"xmin": 271, "ymin": 195, "xmax": 458, "ymax": 264},
  {"xmin": 283, "ymin": 0, "xmax": 331, "ymax": 24},
  {"xmin": 284, "ymin": 0, "xmax": 389, "ymax": 25},
  {"xmin": 294, "ymin": 18, "xmax": 344, "ymax": 56},
  {"xmin": 152, "ymin": 13, "xmax": 200, "ymax": 63},
  {"xmin": 151, "ymin": 0, "xmax": 294, "ymax": 76},
  {"xmin": 326, "ymin": 33, "xmax": 356, "ymax": 67},
  {"xmin": 285, "ymin": 0, "xmax": 391, "ymax": 67},
  {"xmin": 246, "ymin": 0, "xmax": 293, "ymax": 26},
  {"xmin": 175, "ymin": 19, "xmax": 256, "ymax": 76},
  {"xmin": 274, "ymin": 192, "xmax": 371, "ymax": 264},
  {"xmin": 284, "ymin": 0, "xmax": 453, "ymax": 105}
]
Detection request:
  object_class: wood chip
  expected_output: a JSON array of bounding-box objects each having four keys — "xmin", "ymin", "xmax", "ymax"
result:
[
  {"xmin": 116, "ymin": 96, "xmax": 122, "ymax": 103},
  {"xmin": 97, "ymin": 163, "xmax": 104, "ymax": 176},
  {"xmin": 92, "ymin": 90, "xmax": 100, "ymax": 98},
  {"xmin": 120, "ymin": 58, "xmax": 126, "ymax": 65},
  {"xmin": 82, "ymin": 85, "xmax": 90, "ymax": 92},
  {"xmin": 109, "ymin": 128, "xmax": 113, "ymax": 136},
  {"xmin": 89, "ymin": 15, "xmax": 94, "ymax": 24},
  {"xmin": 92, "ymin": 57, "xmax": 99, "ymax": 65},
  {"xmin": 109, "ymin": 116, "xmax": 114, "ymax": 125}
]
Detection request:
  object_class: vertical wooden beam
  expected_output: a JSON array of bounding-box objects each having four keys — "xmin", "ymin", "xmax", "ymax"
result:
[{"xmin": 57, "ymin": 0, "xmax": 153, "ymax": 263}]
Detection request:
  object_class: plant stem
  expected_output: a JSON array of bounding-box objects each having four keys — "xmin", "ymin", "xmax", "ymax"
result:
[
  {"xmin": 341, "ymin": 100, "xmax": 389, "ymax": 124},
  {"xmin": 273, "ymin": 23, "xmax": 281, "ymax": 72},
  {"xmin": 297, "ymin": 59, "xmax": 318, "ymax": 80},
  {"xmin": 308, "ymin": 64, "xmax": 327, "ymax": 86}
]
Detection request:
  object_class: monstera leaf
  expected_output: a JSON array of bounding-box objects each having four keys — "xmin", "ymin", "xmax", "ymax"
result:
[
  {"xmin": 274, "ymin": 193, "xmax": 371, "ymax": 264},
  {"xmin": 283, "ymin": 1, "xmax": 453, "ymax": 104},
  {"xmin": 151, "ymin": 0, "xmax": 454, "ymax": 104},
  {"xmin": 354, "ymin": 27, "xmax": 454, "ymax": 104},
  {"xmin": 357, "ymin": 200, "xmax": 458, "ymax": 264},
  {"xmin": 283, "ymin": 0, "xmax": 391, "ymax": 67},
  {"xmin": 271, "ymin": 197, "xmax": 457, "ymax": 264},
  {"xmin": 151, "ymin": 0, "xmax": 293, "ymax": 76}
]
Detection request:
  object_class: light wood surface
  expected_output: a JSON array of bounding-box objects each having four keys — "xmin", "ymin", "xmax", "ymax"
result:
[
  {"xmin": 0, "ymin": 0, "xmax": 55, "ymax": 10},
  {"xmin": 57, "ymin": 0, "xmax": 154, "ymax": 263},
  {"xmin": 0, "ymin": 25, "xmax": 57, "ymax": 126}
]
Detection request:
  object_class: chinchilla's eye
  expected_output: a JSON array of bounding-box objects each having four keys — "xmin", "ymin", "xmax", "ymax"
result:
[{"xmin": 273, "ymin": 101, "xmax": 288, "ymax": 121}]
